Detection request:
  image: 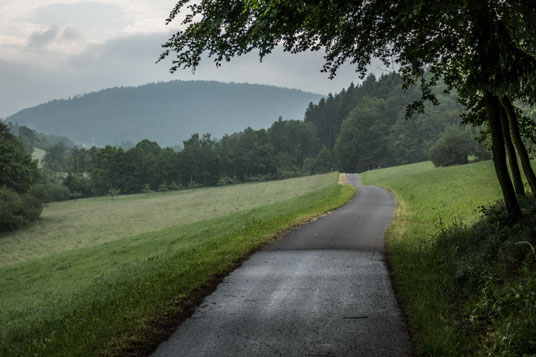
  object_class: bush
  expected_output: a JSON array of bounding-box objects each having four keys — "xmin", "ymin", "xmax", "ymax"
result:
[
  {"xmin": 216, "ymin": 176, "xmax": 240, "ymax": 186},
  {"xmin": 42, "ymin": 183, "xmax": 71, "ymax": 202},
  {"xmin": 0, "ymin": 188, "xmax": 24, "ymax": 231},
  {"xmin": 167, "ymin": 181, "xmax": 181, "ymax": 191},
  {"xmin": 432, "ymin": 197, "xmax": 536, "ymax": 355},
  {"xmin": 0, "ymin": 187, "xmax": 43, "ymax": 232},
  {"xmin": 0, "ymin": 122, "xmax": 43, "ymax": 231},
  {"xmin": 429, "ymin": 126, "xmax": 473, "ymax": 167},
  {"xmin": 157, "ymin": 182, "xmax": 169, "ymax": 192},
  {"xmin": 20, "ymin": 191, "xmax": 43, "ymax": 222},
  {"xmin": 63, "ymin": 174, "xmax": 92, "ymax": 197}
]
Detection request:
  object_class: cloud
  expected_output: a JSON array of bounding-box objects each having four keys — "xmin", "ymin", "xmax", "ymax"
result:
[
  {"xmin": 26, "ymin": 25, "xmax": 60, "ymax": 48},
  {"xmin": 1, "ymin": 31, "xmax": 386, "ymax": 118},
  {"xmin": 26, "ymin": 25, "xmax": 83, "ymax": 49},
  {"xmin": 32, "ymin": 2, "xmax": 128, "ymax": 31},
  {"xmin": 61, "ymin": 26, "xmax": 82, "ymax": 41}
]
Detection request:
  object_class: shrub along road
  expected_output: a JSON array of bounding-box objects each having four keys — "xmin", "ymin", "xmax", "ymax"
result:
[{"xmin": 152, "ymin": 174, "xmax": 412, "ymax": 356}]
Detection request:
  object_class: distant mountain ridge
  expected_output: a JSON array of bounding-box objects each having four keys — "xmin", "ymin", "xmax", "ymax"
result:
[{"xmin": 7, "ymin": 81, "xmax": 323, "ymax": 147}]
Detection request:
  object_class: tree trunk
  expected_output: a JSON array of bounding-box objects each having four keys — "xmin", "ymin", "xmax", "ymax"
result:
[
  {"xmin": 501, "ymin": 96, "xmax": 536, "ymax": 196},
  {"xmin": 499, "ymin": 106, "xmax": 525, "ymax": 197},
  {"xmin": 485, "ymin": 92, "xmax": 522, "ymax": 218}
]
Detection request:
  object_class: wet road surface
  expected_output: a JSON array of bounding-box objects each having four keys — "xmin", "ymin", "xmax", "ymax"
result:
[{"xmin": 152, "ymin": 174, "xmax": 412, "ymax": 356}]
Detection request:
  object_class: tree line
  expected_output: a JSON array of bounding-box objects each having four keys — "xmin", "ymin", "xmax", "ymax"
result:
[
  {"xmin": 2, "ymin": 73, "xmax": 496, "ymax": 232},
  {"xmin": 39, "ymin": 118, "xmax": 333, "ymax": 200},
  {"xmin": 50, "ymin": 74, "xmax": 489, "ymax": 200}
]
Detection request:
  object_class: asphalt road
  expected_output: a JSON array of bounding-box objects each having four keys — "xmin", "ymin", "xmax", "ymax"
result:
[{"xmin": 152, "ymin": 174, "xmax": 412, "ymax": 356}]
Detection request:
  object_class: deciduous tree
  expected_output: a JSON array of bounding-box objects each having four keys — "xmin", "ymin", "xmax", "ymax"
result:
[
  {"xmin": 160, "ymin": 0, "xmax": 536, "ymax": 217},
  {"xmin": 0, "ymin": 122, "xmax": 42, "ymax": 231}
]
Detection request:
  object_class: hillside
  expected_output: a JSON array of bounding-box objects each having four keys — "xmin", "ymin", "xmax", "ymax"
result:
[
  {"xmin": 6, "ymin": 81, "xmax": 322, "ymax": 147},
  {"xmin": 361, "ymin": 161, "xmax": 536, "ymax": 355},
  {"xmin": 0, "ymin": 173, "xmax": 354, "ymax": 355},
  {"xmin": 303, "ymin": 74, "xmax": 489, "ymax": 172}
]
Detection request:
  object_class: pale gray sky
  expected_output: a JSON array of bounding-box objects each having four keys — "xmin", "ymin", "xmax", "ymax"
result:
[{"xmin": 0, "ymin": 0, "xmax": 385, "ymax": 118}]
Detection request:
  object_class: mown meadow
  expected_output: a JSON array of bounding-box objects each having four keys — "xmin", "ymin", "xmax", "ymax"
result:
[
  {"xmin": 361, "ymin": 160, "xmax": 536, "ymax": 356},
  {"xmin": 0, "ymin": 172, "xmax": 355, "ymax": 356},
  {"xmin": 0, "ymin": 173, "xmax": 341, "ymax": 266}
]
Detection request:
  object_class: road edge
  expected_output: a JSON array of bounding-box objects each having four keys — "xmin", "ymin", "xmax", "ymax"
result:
[
  {"xmin": 105, "ymin": 182, "xmax": 357, "ymax": 356},
  {"xmin": 366, "ymin": 180, "xmax": 417, "ymax": 356}
]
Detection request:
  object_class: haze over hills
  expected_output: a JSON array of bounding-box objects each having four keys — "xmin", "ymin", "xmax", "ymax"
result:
[{"xmin": 7, "ymin": 81, "xmax": 323, "ymax": 147}]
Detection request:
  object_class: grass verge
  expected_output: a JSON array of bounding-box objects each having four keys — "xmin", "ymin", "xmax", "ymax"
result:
[
  {"xmin": 0, "ymin": 175, "xmax": 355, "ymax": 356},
  {"xmin": 361, "ymin": 160, "xmax": 536, "ymax": 355}
]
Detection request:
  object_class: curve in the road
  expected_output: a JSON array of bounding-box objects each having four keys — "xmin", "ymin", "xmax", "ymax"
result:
[
  {"xmin": 268, "ymin": 174, "xmax": 395, "ymax": 251},
  {"xmin": 153, "ymin": 174, "xmax": 412, "ymax": 356}
]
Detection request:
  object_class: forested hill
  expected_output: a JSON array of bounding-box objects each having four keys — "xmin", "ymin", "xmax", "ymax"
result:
[
  {"xmin": 304, "ymin": 74, "xmax": 488, "ymax": 172},
  {"xmin": 6, "ymin": 81, "xmax": 322, "ymax": 147},
  {"xmin": 304, "ymin": 74, "xmax": 408, "ymax": 150}
]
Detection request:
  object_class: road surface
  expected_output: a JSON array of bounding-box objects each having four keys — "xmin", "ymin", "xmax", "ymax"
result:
[{"xmin": 153, "ymin": 174, "xmax": 412, "ymax": 356}]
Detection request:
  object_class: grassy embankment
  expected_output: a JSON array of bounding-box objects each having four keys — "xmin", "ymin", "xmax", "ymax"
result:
[
  {"xmin": 361, "ymin": 161, "xmax": 536, "ymax": 356},
  {"xmin": 0, "ymin": 173, "xmax": 355, "ymax": 356}
]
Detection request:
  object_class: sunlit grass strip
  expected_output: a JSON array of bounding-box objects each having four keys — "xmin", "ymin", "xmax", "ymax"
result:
[
  {"xmin": 338, "ymin": 173, "xmax": 347, "ymax": 185},
  {"xmin": 0, "ymin": 179, "xmax": 355, "ymax": 356}
]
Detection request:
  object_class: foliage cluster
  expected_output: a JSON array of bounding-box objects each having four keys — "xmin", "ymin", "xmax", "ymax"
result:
[
  {"xmin": 303, "ymin": 75, "xmax": 404, "ymax": 150},
  {"xmin": 304, "ymin": 74, "xmax": 489, "ymax": 172},
  {"xmin": 42, "ymin": 119, "xmax": 334, "ymax": 199},
  {"xmin": 429, "ymin": 126, "xmax": 489, "ymax": 167},
  {"xmin": 433, "ymin": 198, "xmax": 536, "ymax": 355},
  {"xmin": 0, "ymin": 122, "xmax": 42, "ymax": 231}
]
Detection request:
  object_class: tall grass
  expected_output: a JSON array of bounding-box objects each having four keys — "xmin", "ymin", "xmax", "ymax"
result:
[{"xmin": 0, "ymin": 173, "xmax": 355, "ymax": 356}]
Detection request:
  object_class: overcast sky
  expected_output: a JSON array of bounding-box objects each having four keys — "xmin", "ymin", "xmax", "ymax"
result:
[{"xmin": 0, "ymin": 0, "xmax": 386, "ymax": 118}]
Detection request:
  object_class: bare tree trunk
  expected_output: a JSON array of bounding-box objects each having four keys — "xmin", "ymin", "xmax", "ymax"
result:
[
  {"xmin": 485, "ymin": 92, "xmax": 522, "ymax": 218},
  {"xmin": 500, "ymin": 106, "xmax": 525, "ymax": 197},
  {"xmin": 501, "ymin": 96, "xmax": 536, "ymax": 196}
]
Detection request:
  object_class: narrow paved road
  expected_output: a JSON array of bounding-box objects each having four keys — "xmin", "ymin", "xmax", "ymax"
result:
[{"xmin": 153, "ymin": 174, "xmax": 412, "ymax": 356}]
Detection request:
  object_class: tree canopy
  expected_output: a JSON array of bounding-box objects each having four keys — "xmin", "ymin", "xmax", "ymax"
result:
[
  {"xmin": 0, "ymin": 123, "xmax": 39, "ymax": 195},
  {"xmin": 161, "ymin": 0, "xmax": 536, "ymax": 217},
  {"xmin": 0, "ymin": 122, "xmax": 42, "ymax": 231}
]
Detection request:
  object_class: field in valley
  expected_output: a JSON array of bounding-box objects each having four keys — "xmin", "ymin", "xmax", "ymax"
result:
[{"xmin": 0, "ymin": 173, "xmax": 355, "ymax": 356}]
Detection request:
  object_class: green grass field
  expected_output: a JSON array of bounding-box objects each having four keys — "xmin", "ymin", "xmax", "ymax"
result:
[
  {"xmin": 361, "ymin": 160, "xmax": 536, "ymax": 355},
  {"xmin": 0, "ymin": 173, "xmax": 355, "ymax": 356},
  {"xmin": 361, "ymin": 160, "xmax": 503, "ymax": 231},
  {"xmin": 0, "ymin": 174, "xmax": 339, "ymax": 266}
]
